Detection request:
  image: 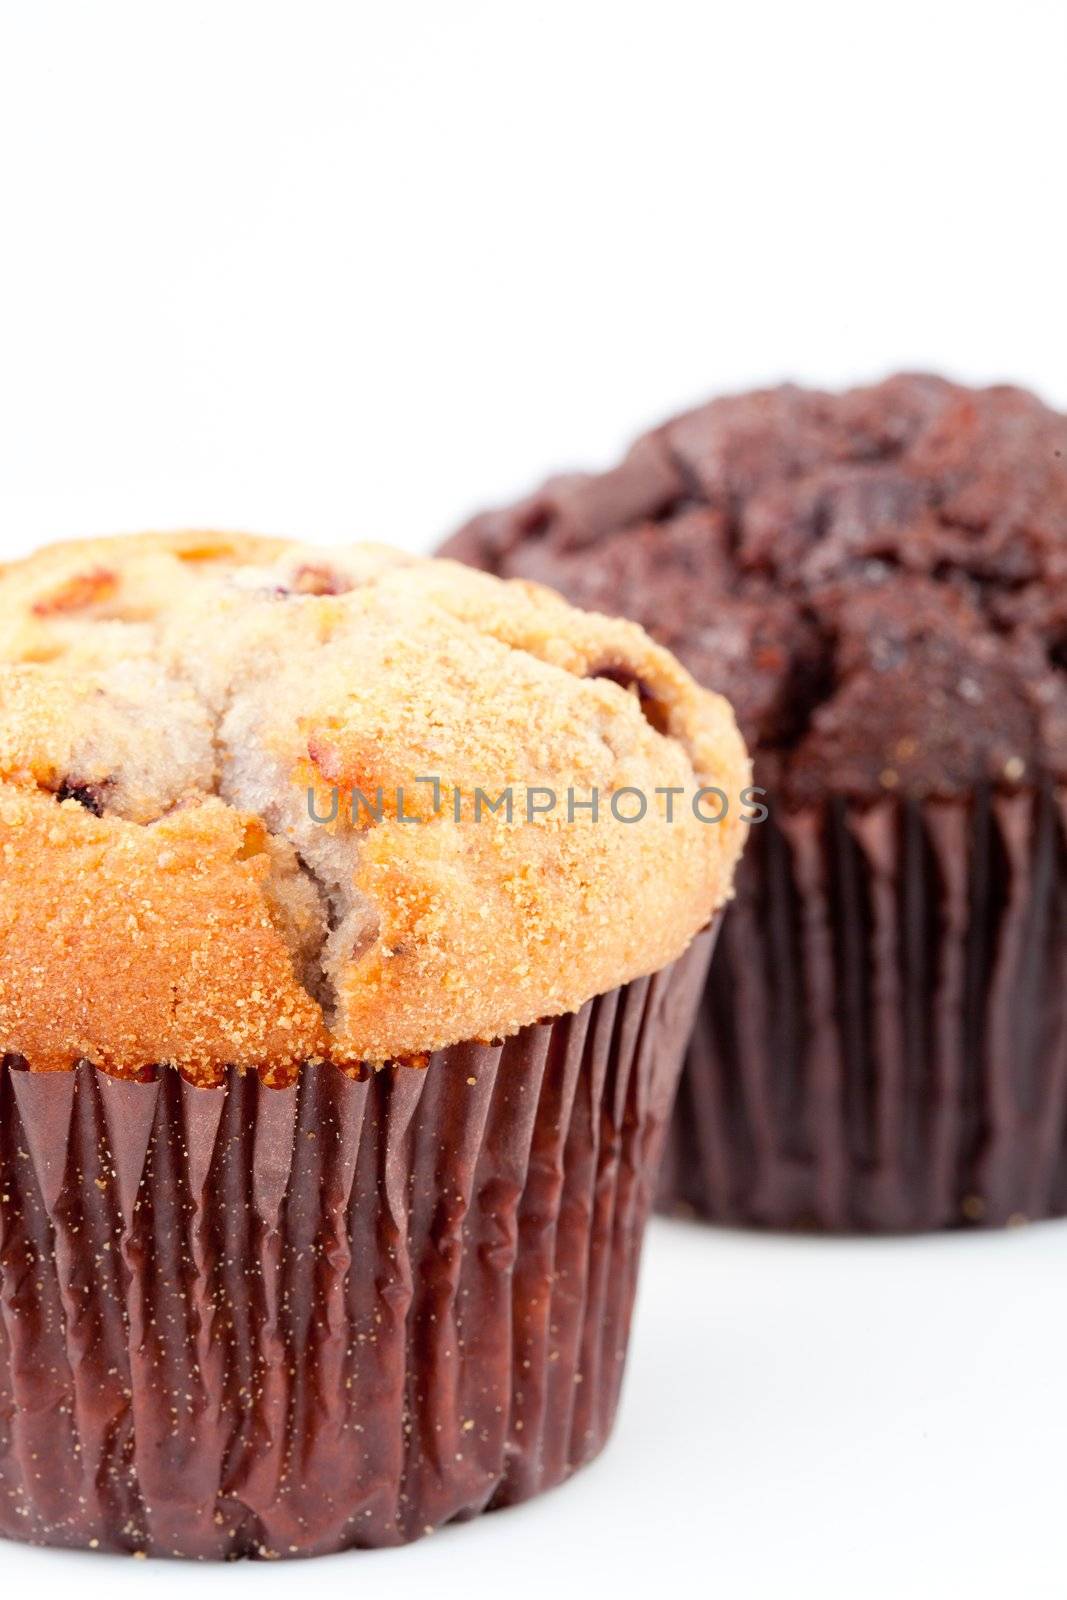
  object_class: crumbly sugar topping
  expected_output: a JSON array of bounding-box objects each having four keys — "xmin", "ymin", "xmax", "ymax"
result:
[{"xmin": 0, "ymin": 533, "xmax": 748, "ymax": 1078}]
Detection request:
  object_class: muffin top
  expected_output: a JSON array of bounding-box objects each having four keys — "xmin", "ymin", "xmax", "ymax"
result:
[
  {"xmin": 0, "ymin": 533, "xmax": 748, "ymax": 1079},
  {"xmin": 443, "ymin": 375, "xmax": 1067, "ymax": 804}
]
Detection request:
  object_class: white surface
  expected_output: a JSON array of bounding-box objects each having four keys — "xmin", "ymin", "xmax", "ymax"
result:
[
  {"xmin": 5, "ymin": 1219, "xmax": 1067, "ymax": 1600},
  {"xmin": 2, "ymin": 2, "xmax": 1067, "ymax": 1596}
]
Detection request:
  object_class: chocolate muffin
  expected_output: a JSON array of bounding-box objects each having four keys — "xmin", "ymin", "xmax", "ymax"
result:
[
  {"xmin": 442, "ymin": 374, "xmax": 1067, "ymax": 1231},
  {"xmin": 0, "ymin": 532, "xmax": 748, "ymax": 1557}
]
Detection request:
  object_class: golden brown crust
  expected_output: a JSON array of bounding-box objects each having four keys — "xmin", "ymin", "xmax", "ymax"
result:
[{"xmin": 0, "ymin": 532, "xmax": 749, "ymax": 1077}]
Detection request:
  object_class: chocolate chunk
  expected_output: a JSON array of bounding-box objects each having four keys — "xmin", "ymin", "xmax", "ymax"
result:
[
  {"xmin": 56, "ymin": 780, "xmax": 107, "ymax": 816},
  {"xmin": 589, "ymin": 664, "xmax": 672, "ymax": 736}
]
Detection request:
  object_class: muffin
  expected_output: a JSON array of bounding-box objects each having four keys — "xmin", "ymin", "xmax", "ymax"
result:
[
  {"xmin": 0, "ymin": 532, "xmax": 747, "ymax": 1557},
  {"xmin": 442, "ymin": 374, "xmax": 1067, "ymax": 1231}
]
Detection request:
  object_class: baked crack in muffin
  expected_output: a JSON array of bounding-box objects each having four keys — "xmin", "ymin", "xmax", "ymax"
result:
[
  {"xmin": 443, "ymin": 374, "xmax": 1067, "ymax": 1230},
  {"xmin": 0, "ymin": 532, "xmax": 747, "ymax": 1556}
]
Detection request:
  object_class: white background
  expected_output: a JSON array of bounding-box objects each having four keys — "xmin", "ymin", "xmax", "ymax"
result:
[{"xmin": 2, "ymin": 2, "xmax": 1066, "ymax": 1596}]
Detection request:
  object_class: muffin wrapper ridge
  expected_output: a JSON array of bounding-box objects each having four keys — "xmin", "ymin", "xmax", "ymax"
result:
[
  {"xmin": 0, "ymin": 931, "xmax": 711, "ymax": 1560},
  {"xmin": 659, "ymin": 790, "xmax": 1067, "ymax": 1231}
]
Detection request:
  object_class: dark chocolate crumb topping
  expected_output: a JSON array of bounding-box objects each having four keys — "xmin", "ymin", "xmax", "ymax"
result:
[{"xmin": 443, "ymin": 375, "xmax": 1067, "ymax": 803}]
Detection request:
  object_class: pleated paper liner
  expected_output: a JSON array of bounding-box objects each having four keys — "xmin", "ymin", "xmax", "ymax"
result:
[
  {"xmin": 0, "ymin": 929, "xmax": 711, "ymax": 1560},
  {"xmin": 659, "ymin": 788, "xmax": 1067, "ymax": 1231}
]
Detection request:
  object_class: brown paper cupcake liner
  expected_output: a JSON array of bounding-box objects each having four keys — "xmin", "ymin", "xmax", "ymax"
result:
[
  {"xmin": 658, "ymin": 789, "xmax": 1067, "ymax": 1231},
  {"xmin": 0, "ymin": 930, "xmax": 711, "ymax": 1559}
]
